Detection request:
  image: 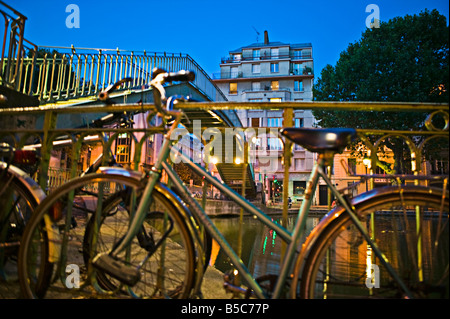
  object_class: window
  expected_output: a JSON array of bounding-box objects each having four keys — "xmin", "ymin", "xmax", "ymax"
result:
[
  {"xmin": 269, "ymin": 98, "xmax": 282, "ymax": 102},
  {"xmin": 116, "ymin": 132, "xmax": 131, "ymax": 164},
  {"xmin": 271, "ymin": 81, "xmax": 279, "ymax": 91},
  {"xmin": 230, "ymin": 67, "xmax": 238, "ymax": 78},
  {"xmin": 270, "ymin": 63, "xmax": 279, "ymax": 73},
  {"xmin": 251, "ymin": 82, "xmax": 260, "ymax": 91},
  {"xmin": 253, "ymin": 49, "xmax": 260, "ymax": 60},
  {"xmin": 229, "ymin": 82, "xmax": 237, "ymax": 94},
  {"xmin": 271, "ymin": 48, "xmax": 279, "ymax": 59},
  {"xmin": 232, "ymin": 53, "xmax": 241, "ymax": 61},
  {"xmin": 252, "ymin": 64, "xmax": 260, "ymax": 74},
  {"xmin": 295, "ymin": 159, "xmax": 305, "ymax": 171},
  {"xmin": 267, "ymin": 117, "xmax": 283, "ymax": 127},
  {"xmin": 251, "ymin": 118, "xmax": 260, "ymax": 127},
  {"xmin": 268, "ymin": 138, "xmax": 283, "ymax": 150},
  {"xmin": 294, "ymin": 118, "xmax": 304, "ymax": 150},
  {"xmin": 294, "ymin": 80, "xmax": 303, "ymax": 92},
  {"xmin": 292, "ymin": 50, "xmax": 302, "ymax": 59},
  {"xmin": 249, "ymin": 98, "xmax": 262, "ymax": 102},
  {"xmin": 295, "ymin": 118, "xmax": 304, "ymax": 127},
  {"xmin": 293, "ymin": 63, "xmax": 303, "ymax": 75},
  {"xmin": 293, "ymin": 181, "xmax": 306, "ymax": 194}
]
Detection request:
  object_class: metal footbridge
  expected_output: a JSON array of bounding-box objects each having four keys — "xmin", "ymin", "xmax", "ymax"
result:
[{"xmin": 0, "ymin": 2, "xmax": 256, "ymax": 198}]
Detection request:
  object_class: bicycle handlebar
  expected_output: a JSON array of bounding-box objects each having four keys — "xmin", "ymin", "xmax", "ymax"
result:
[
  {"xmin": 150, "ymin": 68, "xmax": 196, "ymax": 114},
  {"xmin": 98, "ymin": 77, "xmax": 134, "ymax": 102}
]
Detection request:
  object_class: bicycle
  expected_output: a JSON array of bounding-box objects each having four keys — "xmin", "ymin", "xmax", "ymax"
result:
[
  {"xmin": 0, "ymin": 143, "xmax": 46, "ymax": 297},
  {"xmin": 18, "ymin": 69, "xmax": 449, "ymax": 299}
]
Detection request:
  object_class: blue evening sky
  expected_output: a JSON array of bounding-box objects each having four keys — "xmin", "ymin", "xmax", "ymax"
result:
[{"xmin": 9, "ymin": 0, "xmax": 450, "ymax": 80}]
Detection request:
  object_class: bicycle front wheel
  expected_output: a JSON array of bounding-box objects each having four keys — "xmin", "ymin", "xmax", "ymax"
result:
[
  {"xmin": 83, "ymin": 186, "xmax": 197, "ymax": 298},
  {"xmin": 18, "ymin": 172, "xmax": 196, "ymax": 299},
  {"xmin": 296, "ymin": 186, "xmax": 449, "ymax": 299}
]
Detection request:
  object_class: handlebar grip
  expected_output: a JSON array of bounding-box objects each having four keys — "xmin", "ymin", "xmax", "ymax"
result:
[{"xmin": 165, "ymin": 70, "xmax": 195, "ymax": 83}]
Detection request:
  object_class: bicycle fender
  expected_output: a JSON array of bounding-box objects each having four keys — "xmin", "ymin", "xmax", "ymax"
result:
[
  {"xmin": 98, "ymin": 166, "xmax": 145, "ymax": 181},
  {"xmin": 1, "ymin": 161, "xmax": 46, "ymax": 205}
]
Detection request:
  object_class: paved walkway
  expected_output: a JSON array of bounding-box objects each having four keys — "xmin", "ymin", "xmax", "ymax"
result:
[{"xmin": 1, "ymin": 260, "xmax": 230, "ymax": 299}]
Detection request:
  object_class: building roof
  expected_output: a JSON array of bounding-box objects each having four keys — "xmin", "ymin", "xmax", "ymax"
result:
[{"xmin": 229, "ymin": 41, "xmax": 312, "ymax": 53}]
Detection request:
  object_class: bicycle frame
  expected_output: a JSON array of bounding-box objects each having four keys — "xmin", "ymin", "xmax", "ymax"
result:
[{"xmin": 107, "ymin": 107, "xmax": 413, "ymax": 298}]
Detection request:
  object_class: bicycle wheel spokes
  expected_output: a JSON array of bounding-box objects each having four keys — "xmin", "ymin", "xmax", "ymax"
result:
[
  {"xmin": 19, "ymin": 178, "xmax": 124, "ymax": 298},
  {"xmin": 299, "ymin": 189, "xmax": 449, "ymax": 299},
  {"xmin": 85, "ymin": 189, "xmax": 195, "ymax": 299}
]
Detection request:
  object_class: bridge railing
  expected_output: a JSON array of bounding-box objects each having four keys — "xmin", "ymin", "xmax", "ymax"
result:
[
  {"xmin": 1, "ymin": 44, "xmax": 227, "ymax": 104},
  {"xmin": 1, "ymin": 101, "xmax": 448, "ymax": 215}
]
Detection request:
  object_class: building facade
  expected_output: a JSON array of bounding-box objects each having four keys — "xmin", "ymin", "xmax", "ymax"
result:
[{"xmin": 212, "ymin": 31, "xmax": 320, "ymax": 205}]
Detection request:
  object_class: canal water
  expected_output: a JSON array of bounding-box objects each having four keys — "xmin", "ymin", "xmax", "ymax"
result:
[
  {"xmin": 204, "ymin": 199, "xmax": 321, "ymax": 279},
  {"xmin": 205, "ymin": 200, "xmax": 449, "ymax": 297}
]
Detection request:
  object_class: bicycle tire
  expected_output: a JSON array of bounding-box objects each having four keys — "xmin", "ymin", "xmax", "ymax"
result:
[
  {"xmin": 18, "ymin": 172, "xmax": 196, "ymax": 299},
  {"xmin": 294, "ymin": 186, "xmax": 449, "ymax": 299},
  {"xmin": 83, "ymin": 186, "xmax": 197, "ymax": 298},
  {"xmin": 0, "ymin": 170, "xmax": 41, "ymax": 297}
]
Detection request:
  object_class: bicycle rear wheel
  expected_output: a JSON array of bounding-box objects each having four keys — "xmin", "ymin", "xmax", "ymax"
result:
[
  {"xmin": 18, "ymin": 172, "xmax": 196, "ymax": 298},
  {"xmin": 295, "ymin": 186, "xmax": 449, "ymax": 299}
]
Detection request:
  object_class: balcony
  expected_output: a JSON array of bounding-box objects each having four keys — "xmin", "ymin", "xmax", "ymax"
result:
[
  {"xmin": 212, "ymin": 67, "xmax": 313, "ymax": 80},
  {"xmin": 220, "ymin": 53, "xmax": 313, "ymax": 64}
]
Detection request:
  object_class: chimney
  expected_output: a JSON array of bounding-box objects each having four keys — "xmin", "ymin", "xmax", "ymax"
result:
[{"xmin": 264, "ymin": 30, "xmax": 269, "ymax": 45}]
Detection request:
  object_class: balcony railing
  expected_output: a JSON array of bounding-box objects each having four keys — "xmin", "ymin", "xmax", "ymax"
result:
[
  {"xmin": 221, "ymin": 53, "xmax": 313, "ymax": 64},
  {"xmin": 212, "ymin": 68, "xmax": 314, "ymax": 80}
]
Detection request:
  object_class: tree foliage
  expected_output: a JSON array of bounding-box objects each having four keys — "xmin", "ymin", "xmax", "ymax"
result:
[
  {"xmin": 313, "ymin": 9, "xmax": 449, "ymax": 131},
  {"xmin": 312, "ymin": 9, "xmax": 449, "ymax": 175}
]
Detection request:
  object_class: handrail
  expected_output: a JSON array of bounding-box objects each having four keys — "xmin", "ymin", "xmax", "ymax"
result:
[{"xmin": 1, "ymin": 44, "xmax": 227, "ymax": 103}]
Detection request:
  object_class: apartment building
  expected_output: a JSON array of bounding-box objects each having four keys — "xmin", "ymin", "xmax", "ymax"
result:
[{"xmin": 212, "ymin": 31, "xmax": 321, "ymax": 204}]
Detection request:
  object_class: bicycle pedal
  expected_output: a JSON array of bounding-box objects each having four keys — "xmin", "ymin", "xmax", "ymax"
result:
[{"xmin": 92, "ymin": 253, "xmax": 140, "ymax": 286}]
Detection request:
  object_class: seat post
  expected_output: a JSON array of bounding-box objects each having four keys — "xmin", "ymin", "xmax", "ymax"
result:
[{"xmin": 317, "ymin": 151, "xmax": 335, "ymax": 168}]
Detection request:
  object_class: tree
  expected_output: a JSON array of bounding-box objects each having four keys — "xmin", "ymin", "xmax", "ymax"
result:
[{"xmin": 312, "ymin": 9, "xmax": 449, "ymax": 174}]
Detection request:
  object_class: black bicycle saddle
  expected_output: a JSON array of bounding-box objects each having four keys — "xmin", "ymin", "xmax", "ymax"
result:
[{"xmin": 280, "ymin": 128, "xmax": 357, "ymax": 153}]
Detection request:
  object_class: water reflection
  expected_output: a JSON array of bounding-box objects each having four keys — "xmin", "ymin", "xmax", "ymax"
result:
[
  {"xmin": 208, "ymin": 211, "xmax": 449, "ymax": 298},
  {"xmin": 209, "ymin": 214, "xmax": 320, "ymax": 279}
]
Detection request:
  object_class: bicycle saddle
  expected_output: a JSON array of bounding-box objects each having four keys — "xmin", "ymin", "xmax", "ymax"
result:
[{"xmin": 280, "ymin": 127, "xmax": 357, "ymax": 153}]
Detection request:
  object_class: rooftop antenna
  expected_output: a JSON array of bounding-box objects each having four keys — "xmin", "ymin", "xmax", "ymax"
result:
[{"xmin": 252, "ymin": 26, "xmax": 260, "ymax": 42}]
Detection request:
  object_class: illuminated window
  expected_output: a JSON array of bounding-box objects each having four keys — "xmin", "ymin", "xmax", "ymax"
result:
[
  {"xmin": 271, "ymin": 81, "xmax": 279, "ymax": 90},
  {"xmin": 115, "ymin": 132, "xmax": 131, "ymax": 164},
  {"xmin": 229, "ymin": 82, "xmax": 237, "ymax": 94}
]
